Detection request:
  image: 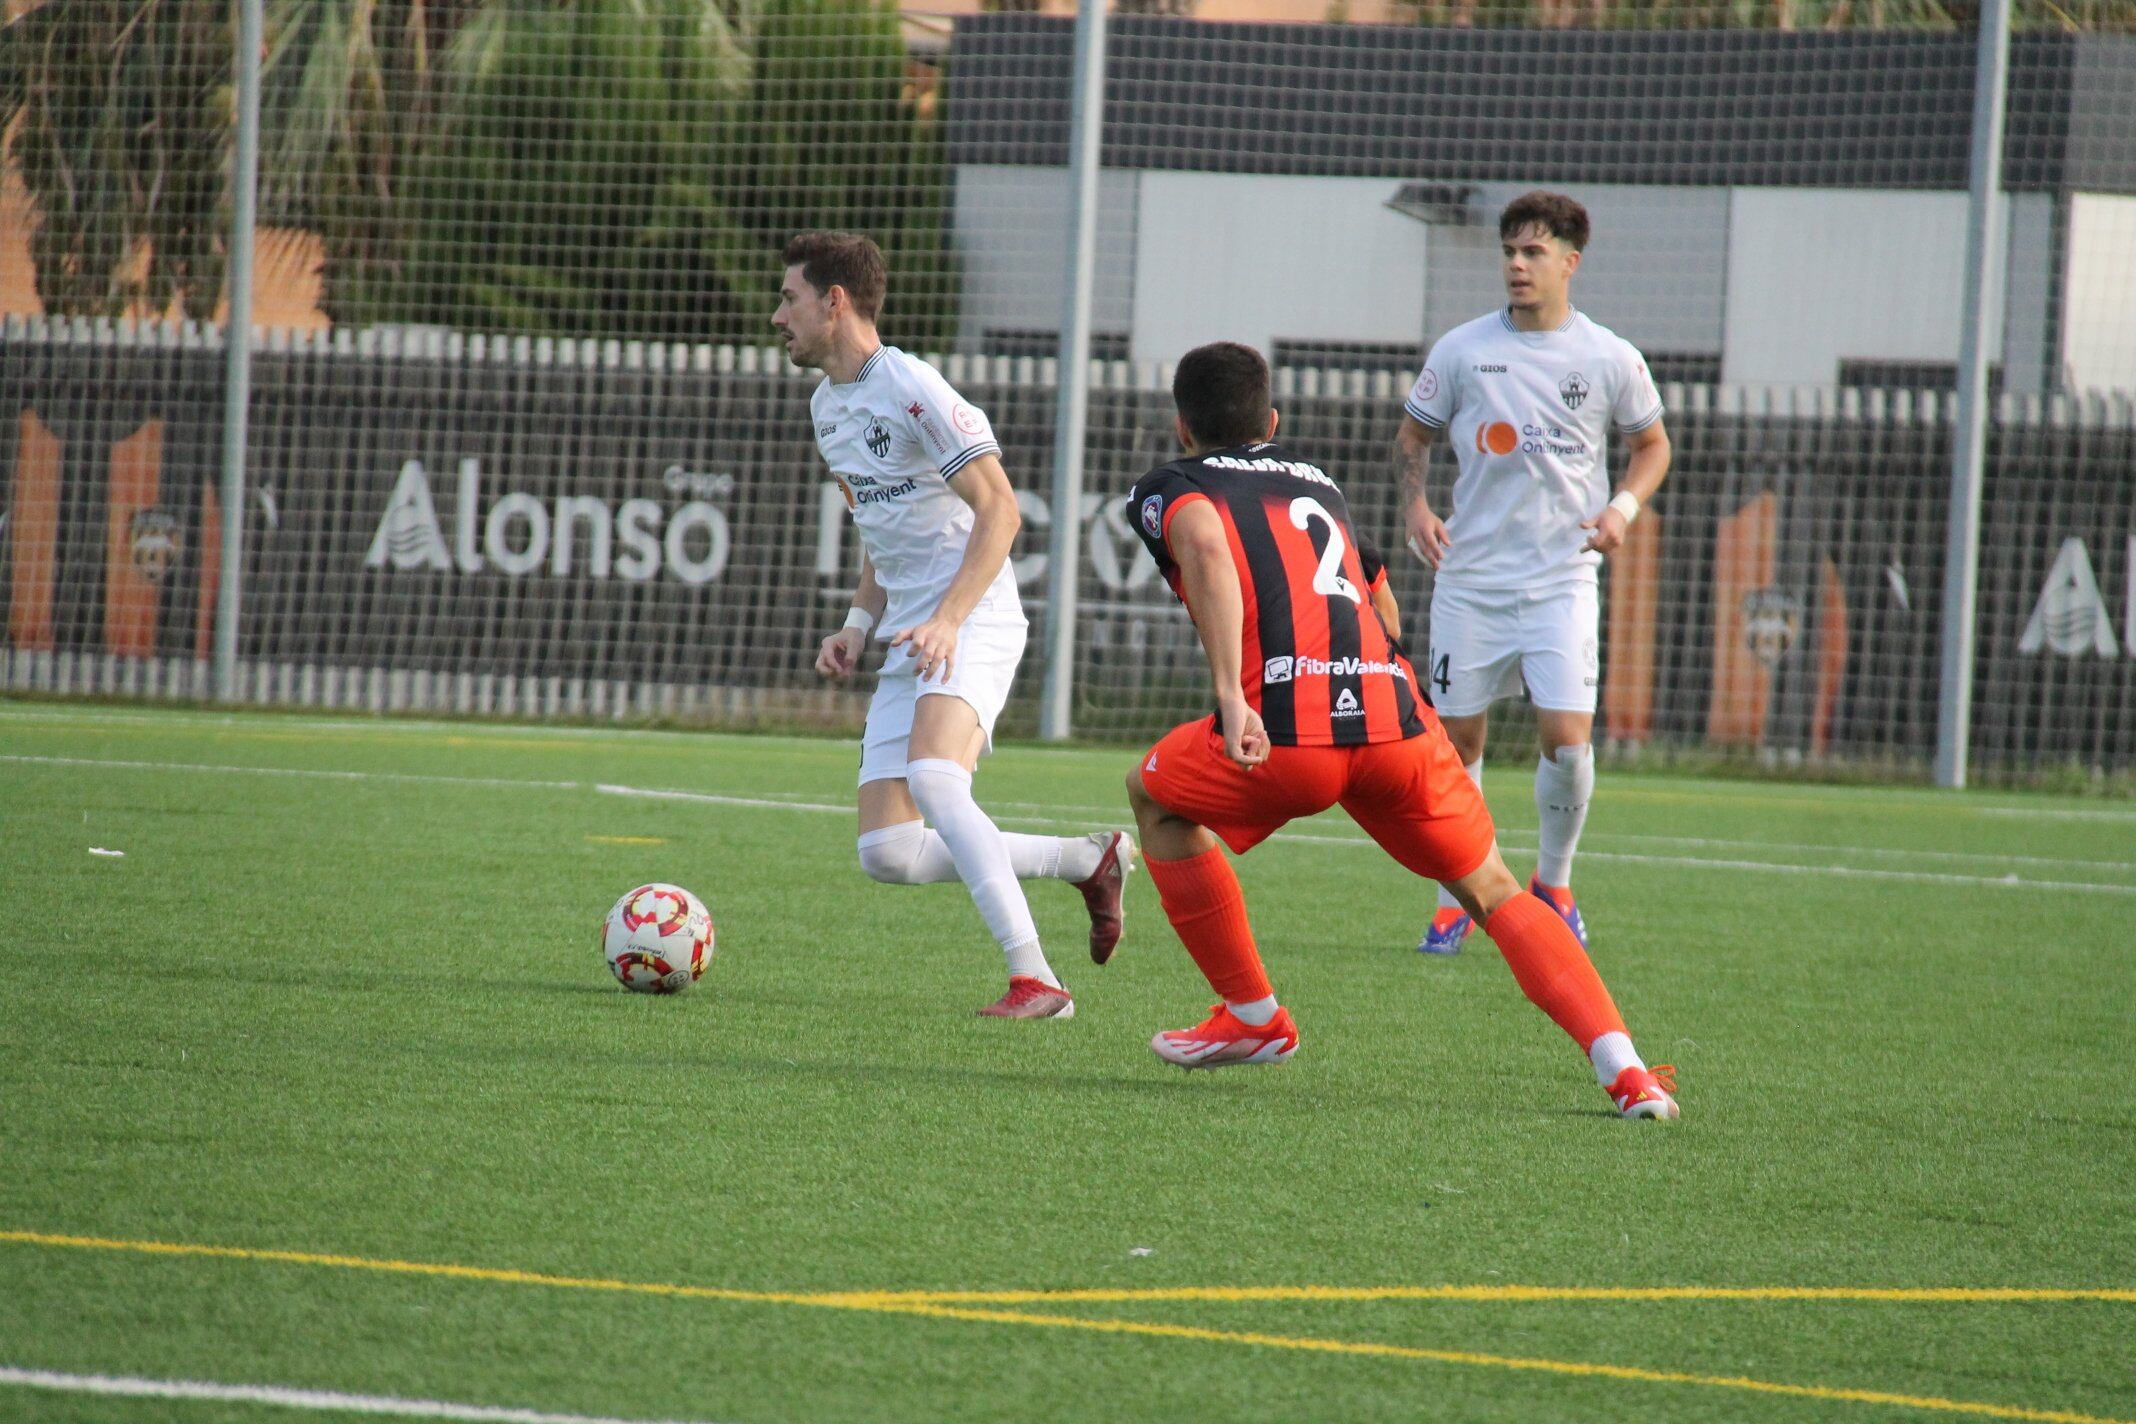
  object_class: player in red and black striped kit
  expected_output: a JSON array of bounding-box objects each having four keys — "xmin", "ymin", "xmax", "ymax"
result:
[
  {"xmin": 1123, "ymin": 342, "xmax": 1678, "ymax": 1118},
  {"xmin": 1130, "ymin": 440, "xmax": 1424, "ymax": 747}
]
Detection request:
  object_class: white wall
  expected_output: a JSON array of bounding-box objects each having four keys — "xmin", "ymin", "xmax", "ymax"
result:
[
  {"xmin": 2063, "ymin": 193, "xmax": 2136, "ymax": 395},
  {"xmin": 947, "ymin": 167, "xmax": 2082, "ymax": 393},
  {"xmin": 1722, "ymin": 188, "xmax": 2053, "ymax": 389},
  {"xmin": 2000, "ymin": 193, "xmax": 2058, "ymax": 397},
  {"xmin": 1422, "ymin": 183, "xmax": 1728, "ymax": 362},
  {"xmin": 1129, "ymin": 171, "xmax": 1425, "ymax": 364},
  {"xmin": 951, "ymin": 165, "xmax": 1139, "ymax": 350}
]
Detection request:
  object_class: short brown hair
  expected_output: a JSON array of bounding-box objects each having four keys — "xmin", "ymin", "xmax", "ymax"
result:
[
  {"xmin": 1173, "ymin": 342, "xmax": 1273, "ymax": 450},
  {"xmin": 1499, "ymin": 191, "xmax": 1590, "ymax": 251},
  {"xmin": 781, "ymin": 231, "xmax": 887, "ymax": 322}
]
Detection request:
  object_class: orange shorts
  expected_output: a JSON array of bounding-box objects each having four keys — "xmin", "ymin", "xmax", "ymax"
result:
[{"xmin": 1138, "ymin": 714, "xmax": 1496, "ymax": 883}]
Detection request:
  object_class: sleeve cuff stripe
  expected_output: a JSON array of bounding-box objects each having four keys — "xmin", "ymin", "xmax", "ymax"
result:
[
  {"xmin": 939, "ymin": 442, "xmax": 1001, "ymax": 477},
  {"xmin": 1621, "ymin": 406, "xmax": 1664, "ymax": 432},
  {"xmin": 1404, "ymin": 401, "xmax": 1445, "ymax": 428}
]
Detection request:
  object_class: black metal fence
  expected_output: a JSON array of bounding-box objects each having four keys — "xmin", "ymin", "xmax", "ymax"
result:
[{"xmin": 3, "ymin": 321, "xmax": 2132, "ymax": 778}]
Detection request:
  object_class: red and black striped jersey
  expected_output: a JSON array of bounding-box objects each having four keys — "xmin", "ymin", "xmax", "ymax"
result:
[
  {"xmin": 1356, "ymin": 534, "xmax": 1392, "ymax": 605},
  {"xmin": 1128, "ymin": 441, "xmax": 1427, "ymax": 747}
]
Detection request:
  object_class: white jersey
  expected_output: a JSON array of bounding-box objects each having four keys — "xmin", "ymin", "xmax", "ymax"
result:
[
  {"xmin": 1404, "ymin": 308, "xmax": 1662, "ymax": 591},
  {"xmin": 811, "ymin": 345, "xmax": 1021, "ymax": 635}
]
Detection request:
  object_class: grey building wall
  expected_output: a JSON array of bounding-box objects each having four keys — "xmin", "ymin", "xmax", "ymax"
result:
[
  {"xmin": 1418, "ymin": 184, "xmax": 1729, "ymax": 371},
  {"xmin": 951, "ymin": 166, "xmax": 1138, "ymax": 354}
]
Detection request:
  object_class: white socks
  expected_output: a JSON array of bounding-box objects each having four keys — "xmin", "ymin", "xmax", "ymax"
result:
[
  {"xmin": 1587, "ymin": 1030, "xmax": 1643, "ymax": 1087},
  {"xmin": 1227, "ymin": 995, "xmax": 1279, "ymax": 1027},
  {"xmin": 901, "ymin": 759, "xmax": 1059, "ymax": 988},
  {"xmin": 1533, "ymin": 743, "xmax": 1594, "ymax": 889},
  {"xmin": 1011, "ymin": 831, "xmax": 1105, "ymax": 882},
  {"xmin": 857, "ymin": 821, "xmax": 1103, "ymax": 885},
  {"xmin": 857, "ymin": 821, "xmax": 958, "ymax": 884},
  {"xmin": 1436, "ymin": 757, "xmax": 1487, "ymax": 913}
]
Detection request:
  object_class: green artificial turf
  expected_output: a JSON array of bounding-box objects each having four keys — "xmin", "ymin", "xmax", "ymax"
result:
[{"xmin": 1, "ymin": 699, "xmax": 2131, "ymax": 1424}]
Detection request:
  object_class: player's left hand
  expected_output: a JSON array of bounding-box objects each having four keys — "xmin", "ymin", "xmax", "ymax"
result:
[
  {"xmin": 1581, "ymin": 507, "xmax": 1629, "ymax": 555},
  {"xmin": 890, "ymin": 616, "xmax": 959, "ymax": 683}
]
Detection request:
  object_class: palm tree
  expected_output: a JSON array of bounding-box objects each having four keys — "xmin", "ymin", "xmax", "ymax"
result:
[
  {"xmin": 389, "ymin": 0, "xmax": 761, "ymax": 337},
  {"xmin": 718, "ymin": 0, "xmax": 958, "ymax": 349},
  {"xmin": 0, "ymin": 0, "xmax": 230, "ymax": 318},
  {"xmin": 259, "ymin": 0, "xmax": 956, "ymax": 345},
  {"xmin": 260, "ymin": 0, "xmax": 759, "ymax": 334}
]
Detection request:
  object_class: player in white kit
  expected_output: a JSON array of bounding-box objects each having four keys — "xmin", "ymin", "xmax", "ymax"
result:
[
  {"xmin": 1396, "ymin": 192, "xmax": 1672, "ymax": 955},
  {"xmin": 774, "ymin": 231, "xmax": 1134, "ymax": 1017}
]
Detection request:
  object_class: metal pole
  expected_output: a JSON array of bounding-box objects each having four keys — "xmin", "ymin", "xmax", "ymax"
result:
[
  {"xmin": 1934, "ymin": 0, "xmax": 2011, "ymax": 790},
  {"xmin": 1038, "ymin": 0, "xmax": 1107, "ymax": 741},
  {"xmin": 215, "ymin": 0, "xmax": 263, "ymax": 702}
]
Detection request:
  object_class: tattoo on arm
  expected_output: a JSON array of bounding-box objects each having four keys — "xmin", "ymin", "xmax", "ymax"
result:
[
  {"xmin": 1396, "ymin": 445, "xmax": 1428, "ymax": 504},
  {"xmin": 1394, "ymin": 423, "xmax": 1438, "ymax": 506}
]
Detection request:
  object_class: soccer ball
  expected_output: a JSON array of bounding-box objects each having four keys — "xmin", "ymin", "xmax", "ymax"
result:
[{"xmin": 601, "ymin": 883, "xmax": 715, "ymax": 994}]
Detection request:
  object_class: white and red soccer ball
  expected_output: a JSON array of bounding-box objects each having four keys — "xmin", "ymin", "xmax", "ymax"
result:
[{"xmin": 601, "ymin": 883, "xmax": 714, "ymax": 994}]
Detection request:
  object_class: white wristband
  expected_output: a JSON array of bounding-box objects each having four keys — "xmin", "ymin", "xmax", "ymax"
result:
[
  {"xmin": 1607, "ymin": 490, "xmax": 1642, "ymax": 524},
  {"xmin": 841, "ymin": 607, "xmax": 876, "ymax": 636}
]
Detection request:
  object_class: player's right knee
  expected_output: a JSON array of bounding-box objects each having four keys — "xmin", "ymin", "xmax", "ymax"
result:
[{"xmin": 857, "ymin": 820, "xmax": 928, "ymax": 884}]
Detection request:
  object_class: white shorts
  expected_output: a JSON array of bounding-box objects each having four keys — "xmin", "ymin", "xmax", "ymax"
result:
[
  {"xmin": 857, "ymin": 612, "xmax": 1029, "ymax": 785},
  {"xmin": 1425, "ymin": 581, "xmax": 1600, "ymax": 718}
]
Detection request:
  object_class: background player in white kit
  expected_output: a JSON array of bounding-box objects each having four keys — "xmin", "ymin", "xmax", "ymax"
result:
[
  {"xmin": 1396, "ymin": 192, "xmax": 1672, "ymax": 955},
  {"xmin": 774, "ymin": 231, "xmax": 1133, "ymax": 1017}
]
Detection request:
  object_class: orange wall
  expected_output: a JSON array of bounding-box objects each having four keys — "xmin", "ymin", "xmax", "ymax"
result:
[{"xmin": 4, "ymin": 128, "xmax": 328, "ymax": 327}]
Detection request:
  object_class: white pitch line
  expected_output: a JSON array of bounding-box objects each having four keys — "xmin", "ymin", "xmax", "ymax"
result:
[
  {"xmin": 1977, "ymin": 804, "xmax": 2136, "ymax": 823},
  {"xmin": 9, "ymin": 700, "xmax": 2130, "ymax": 820},
  {"xmin": 974, "ymin": 801, "xmax": 2135, "ymax": 874},
  {"xmin": 1527, "ymin": 830, "xmax": 2136, "ymax": 875},
  {"xmin": 10, "ymin": 752, "xmax": 2131, "ymax": 897},
  {"xmin": 596, "ymin": 782, "xmax": 847, "ymax": 815},
  {"xmin": 0, "ymin": 703, "xmax": 857, "ymax": 753},
  {"xmin": 0, "ymin": 754, "xmax": 580, "ymax": 791},
  {"xmin": 588, "ymin": 784, "xmax": 2135, "ymax": 896},
  {"xmin": 1256, "ymin": 831, "xmax": 2136, "ymax": 895},
  {"xmin": 0, "ymin": 1365, "xmax": 725, "ymax": 1424}
]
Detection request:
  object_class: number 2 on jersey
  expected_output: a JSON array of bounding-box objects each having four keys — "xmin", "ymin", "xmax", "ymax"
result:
[{"xmin": 1288, "ymin": 497, "xmax": 1363, "ymax": 605}]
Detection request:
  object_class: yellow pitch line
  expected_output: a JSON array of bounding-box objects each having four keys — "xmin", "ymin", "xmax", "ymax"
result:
[
  {"xmin": 867, "ymin": 1283, "xmax": 2136, "ymax": 1305},
  {"xmin": 864, "ymin": 1301, "xmax": 2131, "ymax": 1424},
  {"xmin": 4, "ymin": 1231, "xmax": 2128, "ymax": 1424},
  {"xmin": 0, "ymin": 1231, "xmax": 823, "ymax": 1308},
  {"xmin": 10, "ymin": 1232, "xmax": 2127, "ymax": 1310}
]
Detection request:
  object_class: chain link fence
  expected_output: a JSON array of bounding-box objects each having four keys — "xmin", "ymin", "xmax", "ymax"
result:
[{"xmin": 2, "ymin": 1, "xmax": 2133, "ymax": 782}]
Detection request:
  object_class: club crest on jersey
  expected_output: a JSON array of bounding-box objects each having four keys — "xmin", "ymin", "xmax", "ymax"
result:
[
  {"xmin": 1559, "ymin": 372, "xmax": 1590, "ymax": 410},
  {"xmin": 1140, "ymin": 494, "xmax": 1165, "ymax": 539},
  {"xmin": 864, "ymin": 417, "xmax": 892, "ymax": 459}
]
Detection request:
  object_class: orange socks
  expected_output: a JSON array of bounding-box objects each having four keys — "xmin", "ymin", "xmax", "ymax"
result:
[
  {"xmin": 1483, "ymin": 891, "xmax": 1626, "ymax": 1049},
  {"xmin": 1144, "ymin": 846, "xmax": 1273, "ymax": 1004}
]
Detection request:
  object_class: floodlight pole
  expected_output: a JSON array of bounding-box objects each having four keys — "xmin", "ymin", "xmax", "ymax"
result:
[
  {"xmin": 1039, "ymin": 0, "xmax": 1108, "ymax": 741},
  {"xmin": 1934, "ymin": 0, "xmax": 2012, "ymax": 789},
  {"xmin": 215, "ymin": 0, "xmax": 264, "ymax": 701}
]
